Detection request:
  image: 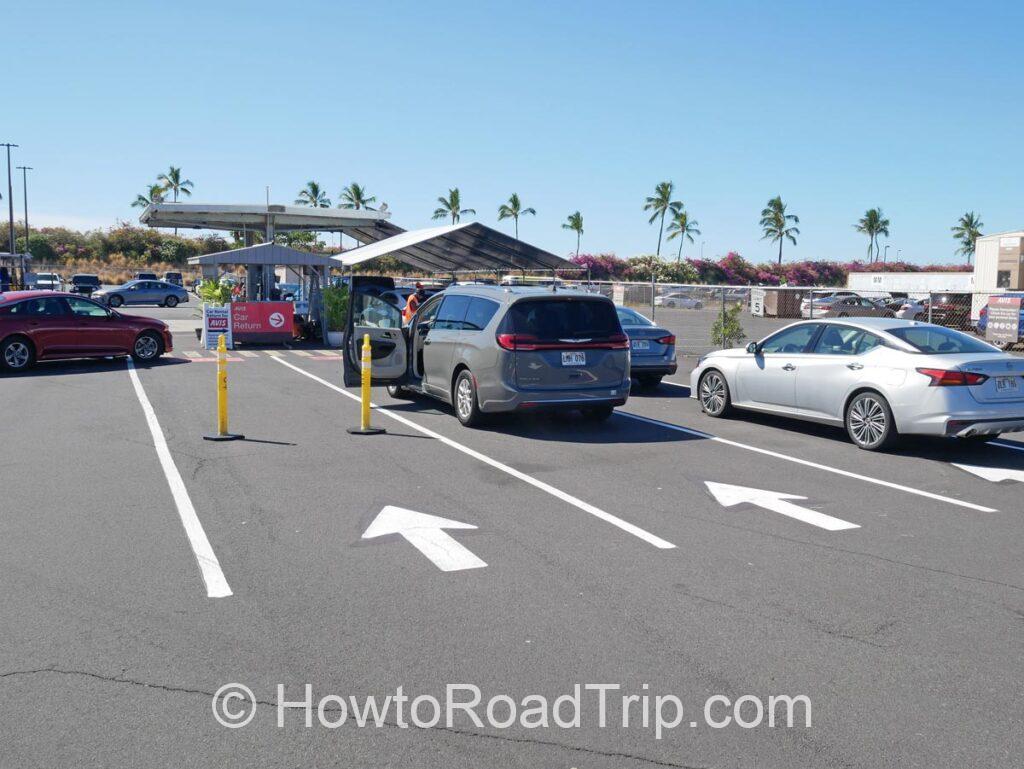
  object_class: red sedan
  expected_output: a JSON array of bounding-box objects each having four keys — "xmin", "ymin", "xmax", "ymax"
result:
[{"xmin": 0, "ymin": 290, "xmax": 173, "ymax": 372}]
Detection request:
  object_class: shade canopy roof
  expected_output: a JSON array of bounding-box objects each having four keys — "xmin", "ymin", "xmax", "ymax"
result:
[
  {"xmin": 140, "ymin": 203, "xmax": 388, "ymax": 233},
  {"xmin": 334, "ymin": 222, "xmax": 573, "ymax": 274},
  {"xmin": 187, "ymin": 242, "xmax": 337, "ymax": 267}
]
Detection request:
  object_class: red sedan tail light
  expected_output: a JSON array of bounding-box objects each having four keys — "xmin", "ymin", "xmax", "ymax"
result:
[{"xmin": 916, "ymin": 368, "xmax": 989, "ymax": 386}]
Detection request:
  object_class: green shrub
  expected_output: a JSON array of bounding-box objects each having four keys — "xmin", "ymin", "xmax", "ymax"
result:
[
  {"xmin": 198, "ymin": 279, "xmax": 233, "ymax": 306},
  {"xmin": 322, "ymin": 284, "xmax": 349, "ymax": 331},
  {"xmin": 711, "ymin": 303, "xmax": 746, "ymax": 348}
]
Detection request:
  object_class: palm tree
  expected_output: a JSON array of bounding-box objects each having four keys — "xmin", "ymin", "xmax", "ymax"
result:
[
  {"xmin": 432, "ymin": 187, "xmax": 475, "ymax": 224},
  {"xmin": 759, "ymin": 196, "xmax": 800, "ymax": 264},
  {"xmin": 643, "ymin": 181, "xmax": 682, "ymax": 257},
  {"xmin": 131, "ymin": 183, "xmax": 166, "ymax": 209},
  {"xmin": 156, "ymin": 166, "xmax": 193, "ymax": 235},
  {"xmin": 295, "ymin": 181, "xmax": 331, "ymax": 208},
  {"xmin": 666, "ymin": 208, "xmax": 701, "ymax": 262},
  {"xmin": 497, "ymin": 193, "xmax": 536, "ymax": 239},
  {"xmin": 562, "ymin": 211, "xmax": 584, "ymax": 258},
  {"xmin": 338, "ymin": 182, "xmax": 376, "ymax": 210},
  {"xmin": 157, "ymin": 166, "xmax": 194, "ymax": 203},
  {"xmin": 854, "ymin": 207, "xmax": 891, "ymax": 262},
  {"xmin": 951, "ymin": 211, "xmax": 984, "ymax": 265}
]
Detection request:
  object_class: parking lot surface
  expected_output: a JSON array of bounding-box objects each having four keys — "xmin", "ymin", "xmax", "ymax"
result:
[{"xmin": 3, "ymin": 306, "xmax": 1024, "ymax": 768}]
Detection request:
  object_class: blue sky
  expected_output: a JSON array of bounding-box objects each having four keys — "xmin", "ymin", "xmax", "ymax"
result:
[{"xmin": 6, "ymin": 0, "xmax": 1023, "ymax": 263}]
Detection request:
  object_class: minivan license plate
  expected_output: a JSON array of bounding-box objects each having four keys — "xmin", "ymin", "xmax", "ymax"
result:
[
  {"xmin": 562, "ymin": 351, "xmax": 586, "ymax": 366},
  {"xmin": 996, "ymin": 376, "xmax": 1019, "ymax": 392}
]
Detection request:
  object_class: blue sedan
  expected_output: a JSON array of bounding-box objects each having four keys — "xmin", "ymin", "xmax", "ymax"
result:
[
  {"xmin": 94, "ymin": 279, "xmax": 190, "ymax": 308},
  {"xmin": 616, "ymin": 306, "xmax": 678, "ymax": 387}
]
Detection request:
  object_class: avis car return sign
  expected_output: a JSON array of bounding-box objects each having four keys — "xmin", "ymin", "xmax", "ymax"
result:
[
  {"xmin": 202, "ymin": 304, "xmax": 233, "ymax": 350},
  {"xmin": 231, "ymin": 301, "xmax": 295, "ymax": 344}
]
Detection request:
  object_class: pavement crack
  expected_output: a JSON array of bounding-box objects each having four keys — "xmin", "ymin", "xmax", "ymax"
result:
[{"xmin": 0, "ymin": 668, "xmax": 708, "ymax": 768}]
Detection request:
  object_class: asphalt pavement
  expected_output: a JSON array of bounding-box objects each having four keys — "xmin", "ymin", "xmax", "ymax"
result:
[{"xmin": 2, "ymin": 305, "xmax": 1023, "ymax": 768}]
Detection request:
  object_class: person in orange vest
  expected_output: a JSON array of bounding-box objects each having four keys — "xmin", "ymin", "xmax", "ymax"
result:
[{"xmin": 403, "ymin": 283, "xmax": 426, "ymax": 324}]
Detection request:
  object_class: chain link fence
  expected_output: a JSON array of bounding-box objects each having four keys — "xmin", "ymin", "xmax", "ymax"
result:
[{"xmin": 563, "ymin": 281, "xmax": 1022, "ymax": 358}]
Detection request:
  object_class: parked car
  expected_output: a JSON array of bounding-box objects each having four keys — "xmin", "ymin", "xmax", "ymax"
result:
[
  {"xmin": 0, "ymin": 291, "xmax": 172, "ymax": 371},
  {"xmin": 654, "ymin": 291, "xmax": 703, "ymax": 309},
  {"xmin": 615, "ymin": 306, "xmax": 677, "ymax": 387},
  {"xmin": 691, "ymin": 318, "xmax": 1024, "ymax": 450},
  {"xmin": 800, "ymin": 294, "xmax": 894, "ymax": 319},
  {"xmin": 346, "ymin": 285, "xmax": 630, "ymax": 425},
  {"xmin": 799, "ymin": 290, "xmax": 860, "ymax": 318},
  {"xmin": 922, "ymin": 293, "xmax": 973, "ymax": 330},
  {"xmin": 135, "ymin": 272, "xmax": 158, "ymax": 281},
  {"xmin": 93, "ymin": 279, "xmax": 190, "ymax": 308},
  {"xmin": 894, "ymin": 297, "xmax": 927, "ymax": 320},
  {"xmin": 69, "ymin": 274, "xmax": 101, "ymax": 296},
  {"xmin": 163, "ymin": 271, "xmax": 184, "ymax": 286},
  {"xmin": 31, "ymin": 272, "xmax": 63, "ymax": 291}
]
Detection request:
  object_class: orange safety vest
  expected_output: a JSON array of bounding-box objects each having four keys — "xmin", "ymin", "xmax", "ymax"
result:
[{"xmin": 403, "ymin": 292, "xmax": 421, "ymax": 323}]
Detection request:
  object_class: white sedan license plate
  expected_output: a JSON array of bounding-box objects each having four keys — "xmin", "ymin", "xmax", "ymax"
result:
[
  {"xmin": 995, "ymin": 376, "xmax": 1019, "ymax": 392},
  {"xmin": 561, "ymin": 351, "xmax": 586, "ymax": 366},
  {"xmin": 631, "ymin": 340, "xmax": 651, "ymax": 351}
]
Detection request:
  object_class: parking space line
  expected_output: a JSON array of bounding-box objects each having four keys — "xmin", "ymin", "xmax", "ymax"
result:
[
  {"xmin": 236, "ymin": 350, "xmax": 259, "ymax": 358},
  {"xmin": 615, "ymin": 411, "xmax": 997, "ymax": 513},
  {"xmin": 992, "ymin": 440, "xmax": 1024, "ymax": 454},
  {"xmin": 182, "ymin": 351, "xmax": 203, "ymax": 359},
  {"xmin": 126, "ymin": 360, "xmax": 233, "ymax": 598},
  {"xmin": 272, "ymin": 357, "xmax": 676, "ymax": 550},
  {"xmin": 263, "ymin": 350, "xmax": 282, "ymax": 357},
  {"xmin": 291, "ymin": 350, "xmax": 314, "ymax": 357}
]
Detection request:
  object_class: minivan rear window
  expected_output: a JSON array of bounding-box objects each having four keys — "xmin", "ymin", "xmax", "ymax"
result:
[{"xmin": 507, "ymin": 298, "xmax": 620, "ymax": 341}]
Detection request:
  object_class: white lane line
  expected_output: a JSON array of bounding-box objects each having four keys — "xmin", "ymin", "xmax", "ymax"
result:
[
  {"xmin": 291, "ymin": 350, "xmax": 314, "ymax": 357},
  {"xmin": 662, "ymin": 380, "xmax": 690, "ymax": 390},
  {"xmin": 126, "ymin": 360, "xmax": 233, "ymax": 598},
  {"xmin": 272, "ymin": 357, "xmax": 675, "ymax": 550},
  {"xmin": 237, "ymin": 350, "xmax": 259, "ymax": 358},
  {"xmin": 992, "ymin": 440, "xmax": 1024, "ymax": 454},
  {"xmin": 263, "ymin": 349, "xmax": 282, "ymax": 357},
  {"xmin": 615, "ymin": 410, "xmax": 997, "ymax": 513},
  {"xmin": 182, "ymin": 351, "xmax": 203, "ymax": 359}
]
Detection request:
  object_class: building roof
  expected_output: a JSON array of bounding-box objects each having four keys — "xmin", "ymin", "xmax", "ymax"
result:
[
  {"xmin": 140, "ymin": 202, "xmax": 388, "ymax": 233},
  {"xmin": 334, "ymin": 221, "xmax": 573, "ymax": 274},
  {"xmin": 977, "ymin": 230, "xmax": 1024, "ymax": 241},
  {"xmin": 187, "ymin": 242, "xmax": 338, "ymax": 267}
]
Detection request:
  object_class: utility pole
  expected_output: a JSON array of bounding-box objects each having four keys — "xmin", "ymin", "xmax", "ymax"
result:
[
  {"xmin": 16, "ymin": 166, "xmax": 32, "ymax": 255},
  {"xmin": 2, "ymin": 143, "xmax": 17, "ymax": 256}
]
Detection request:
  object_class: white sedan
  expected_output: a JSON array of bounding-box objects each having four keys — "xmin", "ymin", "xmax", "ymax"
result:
[{"xmin": 691, "ymin": 317, "xmax": 1024, "ymax": 450}]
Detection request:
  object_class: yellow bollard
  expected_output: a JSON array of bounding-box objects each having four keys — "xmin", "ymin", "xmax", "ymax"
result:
[
  {"xmin": 203, "ymin": 334, "xmax": 245, "ymax": 441},
  {"xmin": 347, "ymin": 332, "xmax": 385, "ymax": 435}
]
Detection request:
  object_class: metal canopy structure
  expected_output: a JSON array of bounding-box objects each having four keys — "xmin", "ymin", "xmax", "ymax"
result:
[
  {"xmin": 187, "ymin": 242, "xmax": 337, "ymax": 268},
  {"xmin": 139, "ymin": 203, "xmax": 388, "ymax": 234},
  {"xmin": 334, "ymin": 222, "xmax": 573, "ymax": 274}
]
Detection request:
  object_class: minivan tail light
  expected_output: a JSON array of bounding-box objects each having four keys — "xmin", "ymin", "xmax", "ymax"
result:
[
  {"xmin": 916, "ymin": 368, "xmax": 989, "ymax": 386},
  {"xmin": 496, "ymin": 333, "xmax": 538, "ymax": 351},
  {"xmin": 654, "ymin": 334, "xmax": 676, "ymax": 346}
]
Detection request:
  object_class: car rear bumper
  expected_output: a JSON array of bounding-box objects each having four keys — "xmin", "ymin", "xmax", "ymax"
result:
[
  {"xmin": 630, "ymin": 360, "xmax": 677, "ymax": 376},
  {"xmin": 479, "ymin": 380, "xmax": 631, "ymax": 413},
  {"xmin": 944, "ymin": 416, "xmax": 1024, "ymax": 437}
]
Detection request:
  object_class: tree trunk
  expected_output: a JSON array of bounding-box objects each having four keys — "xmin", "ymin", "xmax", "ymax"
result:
[
  {"xmin": 677, "ymin": 237, "xmax": 683, "ymax": 263},
  {"xmin": 576, "ymin": 232, "xmax": 580, "ymax": 259},
  {"xmin": 777, "ymin": 237, "xmax": 783, "ymax": 265},
  {"xmin": 656, "ymin": 211, "xmax": 665, "ymax": 257},
  {"xmin": 514, "ymin": 217, "xmax": 518, "ymax": 240}
]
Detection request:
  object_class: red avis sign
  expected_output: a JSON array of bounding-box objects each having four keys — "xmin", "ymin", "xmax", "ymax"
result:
[{"xmin": 231, "ymin": 302, "xmax": 294, "ymax": 340}]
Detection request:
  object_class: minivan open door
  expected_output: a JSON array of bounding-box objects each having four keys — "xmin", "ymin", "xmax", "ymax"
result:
[{"xmin": 342, "ymin": 289, "xmax": 409, "ymax": 387}]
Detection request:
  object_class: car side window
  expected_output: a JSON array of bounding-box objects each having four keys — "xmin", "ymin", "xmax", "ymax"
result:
[
  {"xmin": 67, "ymin": 297, "xmax": 110, "ymax": 318},
  {"xmin": 21, "ymin": 297, "xmax": 68, "ymax": 316},
  {"xmin": 417, "ymin": 295, "xmax": 443, "ymax": 325},
  {"xmin": 760, "ymin": 324, "xmax": 820, "ymax": 354},
  {"xmin": 462, "ymin": 298, "xmax": 500, "ymax": 331},
  {"xmin": 353, "ymin": 292, "xmax": 401, "ymax": 328},
  {"xmin": 434, "ymin": 295, "xmax": 472, "ymax": 330},
  {"xmin": 812, "ymin": 325, "xmax": 863, "ymax": 355},
  {"xmin": 856, "ymin": 332, "xmax": 885, "ymax": 355}
]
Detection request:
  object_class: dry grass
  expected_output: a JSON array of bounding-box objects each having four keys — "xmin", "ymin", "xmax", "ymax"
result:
[{"xmin": 34, "ymin": 257, "xmax": 200, "ymax": 285}]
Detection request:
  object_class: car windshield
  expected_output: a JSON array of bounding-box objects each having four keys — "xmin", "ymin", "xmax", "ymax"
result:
[
  {"xmin": 887, "ymin": 326, "xmax": 998, "ymax": 354},
  {"xmin": 509, "ymin": 298, "xmax": 620, "ymax": 340}
]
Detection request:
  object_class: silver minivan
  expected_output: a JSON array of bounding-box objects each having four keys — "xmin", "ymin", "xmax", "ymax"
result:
[{"xmin": 343, "ymin": 285, "xmax": 631, "ymax": 425}]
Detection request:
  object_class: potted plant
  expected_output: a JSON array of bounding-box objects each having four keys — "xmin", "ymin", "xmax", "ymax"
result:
[{"xmin": 322, "ymin": 284, "xmax": 349, "ymax": 347}]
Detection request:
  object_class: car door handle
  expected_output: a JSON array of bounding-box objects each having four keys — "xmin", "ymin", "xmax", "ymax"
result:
[
  {"xmin": 782, "ymin": 363, "xmax": 796, "ymax": 371},
  {"xmin": 847, "ymin": 363, "xmax": 864, "ymax": 370},
  {"xmin": 423, "ymin": 340, "xmax": 432, "ymax": 345}
]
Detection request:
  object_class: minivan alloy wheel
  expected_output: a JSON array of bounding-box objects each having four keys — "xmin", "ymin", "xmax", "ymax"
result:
[{"xmin": 456, "ymin": 377, "xmax": 473, "ymax": 420}]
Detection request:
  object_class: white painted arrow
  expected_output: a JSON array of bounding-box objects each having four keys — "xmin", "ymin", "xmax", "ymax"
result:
[
  {"xmin": 704, "ymin": 482, "xmax": 860, "ymax": 531},
  {"xmin": 953, "ymin": 463, "xmax": 1024, "ymax": 484},
  {"xmin": 362, "ymin": 506, "xmax": 487, "ymax": 572}
]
